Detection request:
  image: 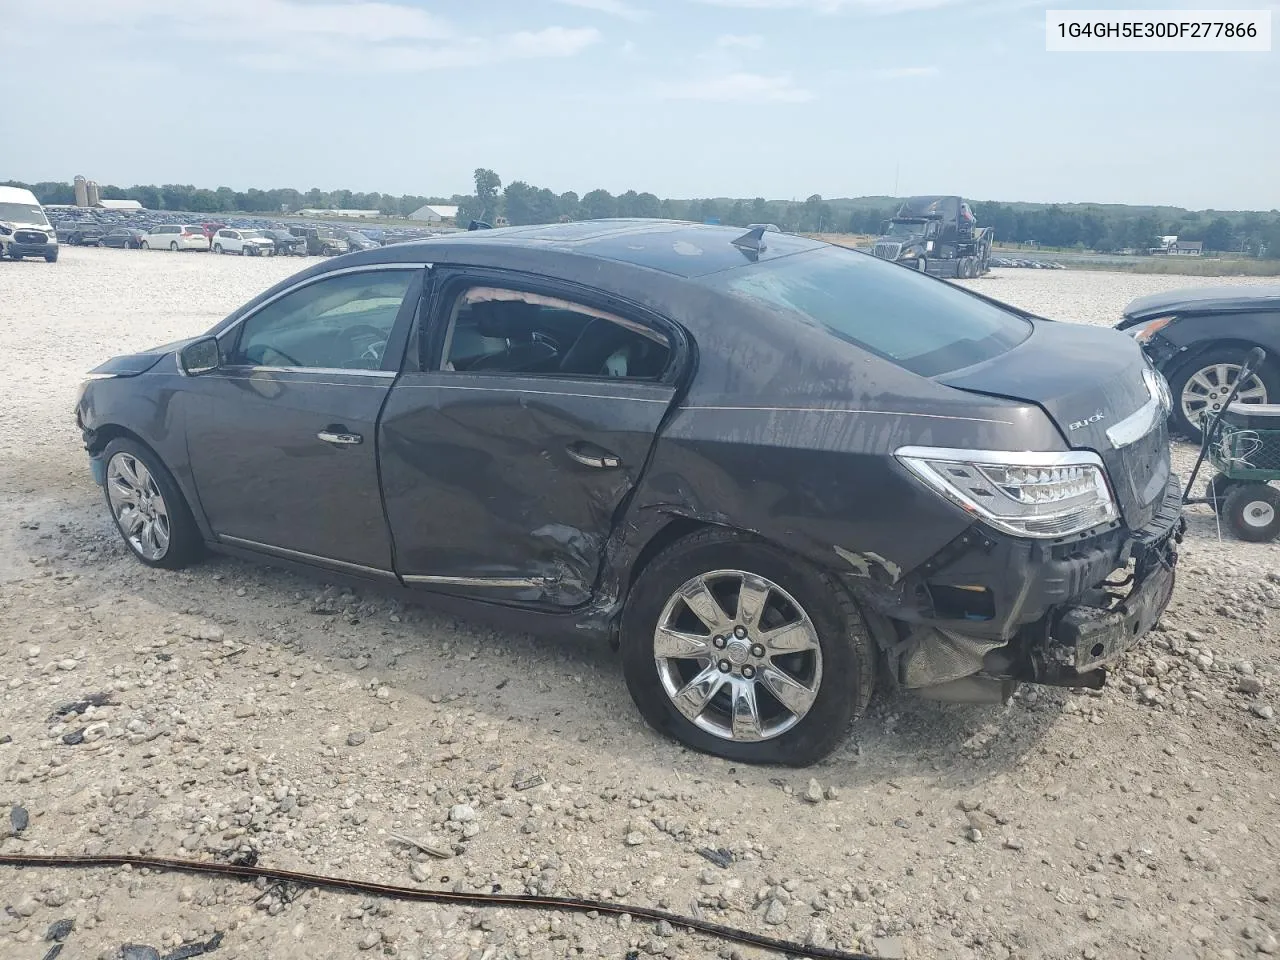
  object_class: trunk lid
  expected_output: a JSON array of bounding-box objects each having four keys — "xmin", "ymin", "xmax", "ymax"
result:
[{"xmin": 937, "ymin": 320, "xmax": 1169, "ymax": 530}]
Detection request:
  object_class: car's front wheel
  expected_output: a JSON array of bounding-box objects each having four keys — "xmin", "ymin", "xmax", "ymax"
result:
[
  {"xmin": 101, "ymin": 438, "xmax": 202, "ymax": 569},
  {"xmin": 1167, "ymin": 346, "xmax": 1277, "ymax": 439},
  {"xmin": 621, "ymin": 528, "xmax": 874, "ymax": 766}
]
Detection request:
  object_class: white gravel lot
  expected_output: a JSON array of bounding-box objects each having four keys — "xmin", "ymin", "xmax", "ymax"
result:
[{"xmin": 0, "ymin": 247, "xmax": 1278, "ymax": 960}]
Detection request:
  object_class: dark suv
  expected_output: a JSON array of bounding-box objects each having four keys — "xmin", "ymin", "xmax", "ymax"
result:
[
  {"xmin": 57, "ymin": 223, "xmax": 105, "ymax": 246},
  {"xmin": 265, "ymin": 229, "xmax": 307, "ymax": 256},
  {"xmin": 288, "ymin": 225, "xmax": 349, "ymax": 256}
]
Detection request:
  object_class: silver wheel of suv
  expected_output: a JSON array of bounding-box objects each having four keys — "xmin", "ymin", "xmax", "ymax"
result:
[
  {"xmin": 1180, "ymin": 362, "xmax": 1267, "ymax": 425},
  {"xmin": 654, "ymin": 569, "xmax": 823, "ymax": 743},
  {"xmin": 106, "ymin": 452, "xmax": 171, "ymax": 561}
]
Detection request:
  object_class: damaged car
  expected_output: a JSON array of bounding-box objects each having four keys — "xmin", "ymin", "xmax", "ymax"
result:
[{"xmin": 75, "ymin": 220, "xmax": 1183, "ymax": 765}]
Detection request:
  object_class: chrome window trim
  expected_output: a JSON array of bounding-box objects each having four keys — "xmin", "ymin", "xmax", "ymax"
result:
[
  {"xmin": 212, "ymin": 366, "xmax": 397, "ymax": 379},
  {"xmin": 218, "ymin": 535, "xmax": 394, "ymax": 578},
  {"xmin": 397, "ymin": 383, "xmax": 669, "ymax": 403}
]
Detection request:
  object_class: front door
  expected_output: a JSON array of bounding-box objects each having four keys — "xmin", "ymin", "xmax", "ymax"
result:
[
  {"xmin": 379, "ymin": 274, "xmax": 681, "ymax": 606},
  {"xmin": 184, "ymin": 265, "xmax": 423, "ymax": 572}
]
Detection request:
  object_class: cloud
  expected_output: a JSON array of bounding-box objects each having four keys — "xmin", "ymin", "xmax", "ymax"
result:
[
  {"xmin": 693, "ymin": 0, "xmax": 972, "ymax": 11},
  {"xmin": 873, "ymin": 66, "xmax": 940, "ymax": 79},
  {"xmin": 554, "ymin": 0, "xmax": 649, "ymax": 20},
  {"xmin": 6, "ymin": 1, "xmax": 601, "ymax": 72},
  {"xmin": 657, "ymin": 72, "xmax": 814, "ymax": 102},
  {"xmin": 715, "ymin": 34, "xmax": 766, "ymax": 49}
]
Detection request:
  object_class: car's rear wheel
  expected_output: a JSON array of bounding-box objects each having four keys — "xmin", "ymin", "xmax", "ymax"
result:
[
  {"xmin": 169, "ymin": 241, "xmax": 179, "ymax": 252},
  {"xmin": 620, "ymin": 528, "xmax": 874, "ymax": 766},
  {"xmin": 1223, "ymin": 483, "xmax": 1280, "ymax": 542},
  {"xmin": 101, "ymin": 438, "xmax": 202, "ymax": 569},
  {"xmin": 213, "ymin": 243, "xmax": 223, "ymax": 254},
  {"xmin": 1167, "ymin": 346, "xmax": 1276, "ymax": 440}
]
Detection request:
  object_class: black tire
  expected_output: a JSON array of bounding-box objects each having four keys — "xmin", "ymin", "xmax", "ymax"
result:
[
  {"xmin": 1166, "ymin": 346, "xmax": 1279, "ymax": 441},
  {"xmin": 100, "ymin": 438, "xmax": 203, "ymax": 569},
  {"xmin": 45, "ymin": 250, "xmax": 57, "ymax": 262},
  {"xmin": 170, "ymin": 241, "xmax": 179, "ymax": 252},
  {"xmin": 620, "ymin": 528, "xmax": 875, "ymax": 766},
  {"xmin": 1207, "ymin": 472, "xmax": 1242, "ymax": 515},
  {"xmin": 1223, "ymin": 483, "xmax": 1280, "ymax": 542}
]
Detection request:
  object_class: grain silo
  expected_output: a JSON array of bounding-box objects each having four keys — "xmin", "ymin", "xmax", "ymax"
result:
[
  {"xmin": 86, "ymin": 180, "xmax": 101, "ymax": 207},
  {"xmin": 74, "ymin": 176, "xmax": 89, "ymax": 207}
]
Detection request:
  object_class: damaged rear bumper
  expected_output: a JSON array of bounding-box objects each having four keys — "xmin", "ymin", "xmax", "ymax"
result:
[{"xmin": 864, "ymin": 475, "xmax": 1184, "ymax": 699}]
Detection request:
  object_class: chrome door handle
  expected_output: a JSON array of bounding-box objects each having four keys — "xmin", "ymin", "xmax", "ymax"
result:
[
  {"xmin": 318, "ymin": 430, "xmax": 362, "ymax": 446},
  {"xmin": 566, "ymin": 443, "xmax": 621, "ymax": 469}
]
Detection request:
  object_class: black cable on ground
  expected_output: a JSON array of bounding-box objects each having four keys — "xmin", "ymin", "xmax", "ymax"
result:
[{"xmin": 0, "ymin": 853, "xmax": 875, "ymax": 960}]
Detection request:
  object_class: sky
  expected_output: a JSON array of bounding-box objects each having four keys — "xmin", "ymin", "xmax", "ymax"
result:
[{"xmin": 3, "ymin": 0, "xmax": 1277, "ymax": 210}]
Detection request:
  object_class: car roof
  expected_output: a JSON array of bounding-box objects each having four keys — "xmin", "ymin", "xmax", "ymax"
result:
[
  {"xmin": 1123, "ymin": 284, "xmax": 1280, "ymax": 318},
  {"xmin": 368, "ymin": 219, "xmax": 827, "ymax": 280},
  {"xmin": 0, "ymin": 185, "xmax": 41, "ymax": 205}
]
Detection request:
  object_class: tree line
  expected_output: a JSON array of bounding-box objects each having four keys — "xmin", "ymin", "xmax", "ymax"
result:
[{"xmin": 8, "ymin": 170, "xmax": 1278, "ymax": 258}]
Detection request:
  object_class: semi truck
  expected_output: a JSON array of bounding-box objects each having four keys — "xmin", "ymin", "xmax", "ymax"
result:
[{"xmin": 871, "ymin": 196, "xmax": 992, "ymax": 279}]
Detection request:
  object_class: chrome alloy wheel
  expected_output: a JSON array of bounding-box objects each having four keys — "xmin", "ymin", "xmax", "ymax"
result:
[
  {"xmin": 106, "ymin": 452, "xmax": 171, "ymax": 561},
  {"xmin": 1181, "ymin": 362, "xmax": 1267, "ymax": 425},
  {"xmin": 654, "ymin": 569, "xmax": 823, "ymax": 743}
]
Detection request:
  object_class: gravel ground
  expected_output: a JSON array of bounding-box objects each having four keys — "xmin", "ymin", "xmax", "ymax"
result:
[{"xmin": 1, "ymin": 248, "xmax": 1278, "ymax": 960}]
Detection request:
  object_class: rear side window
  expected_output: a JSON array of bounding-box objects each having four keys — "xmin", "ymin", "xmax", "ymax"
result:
[
  {"xmin": 439, "ymin": 287, "xmax": 670, "ymax": 380},
  {"xmin": 712, "ymin": 246, "xmax": 1030, "ymax": 377}
]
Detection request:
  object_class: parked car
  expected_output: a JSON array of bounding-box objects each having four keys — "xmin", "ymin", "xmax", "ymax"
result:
[
  {"xmin": 76, "ymin": 221, "xmax": 1182, "ymax": 765},
  {"xmin": 288, "ymin": 225, "xmax": 349, "ymax": 256},
  {"xmin": 59, "ymin": 223, "xmax": 105, "ymax": 246},
  {"xmin": 0, "ymin": 185, "xmax": 58, "ymax": 262},
  {"xmin": 213, "ymin": 228, "xmax": 275, "ymax": 256},
  {"xmin": 201, "ymin": 222, "xmax": 227, "ymax": 245},
  {"xmin": 142, "ymin": 225, "xmax": 210, "ymax": 252},
  {"xmin": 265, "ymin": 228, "xmax": 307, "ymax": 256},
  {"xmin": 100, "ymin": 228, "xmax": 148, "ymax": 250},
  {"xmin": 344, "ymin": 230, "xmax": 380, "ymax": 252},
  {"xmin": 1117, "ymin": 285, "xmax": 1280, "ymax": 440}
]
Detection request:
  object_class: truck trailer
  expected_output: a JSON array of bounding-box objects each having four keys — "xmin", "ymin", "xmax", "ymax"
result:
[{"xmin": 871, "ymin": 195, "xmax": 992, "ymax": 279}]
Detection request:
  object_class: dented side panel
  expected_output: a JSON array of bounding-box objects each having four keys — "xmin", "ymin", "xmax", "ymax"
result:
[{"xmin": 379, "ymin": 373, "xmax": 676, "ymax": 606}]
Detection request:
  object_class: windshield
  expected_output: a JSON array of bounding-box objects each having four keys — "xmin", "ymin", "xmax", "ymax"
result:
[
  {"xmin": 712, "ymin": 246, "xmax": 1031, "ymax": 377},
  {"xmin": 0, "ymin": 203, "xmax": 49, "ymax": 226},
  {"xmin": 883, "ymin": 220, "xmax": 926, "ymax": 238}
]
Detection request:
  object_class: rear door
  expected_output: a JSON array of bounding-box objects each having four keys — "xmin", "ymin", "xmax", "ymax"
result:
[
  {"xmin": 379, "ymin": 269, "xmax": 684, "ymax": 607},
  {"xmin": 183, "ymin": 264, "xmax": 424, "ymax": 573}
]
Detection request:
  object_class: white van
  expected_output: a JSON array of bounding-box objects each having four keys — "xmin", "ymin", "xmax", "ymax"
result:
[{"xmin": 0, "ymin": 186, "xmax": 58, "ymax": 262}]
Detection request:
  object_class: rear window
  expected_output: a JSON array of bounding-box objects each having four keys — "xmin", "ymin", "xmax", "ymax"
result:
[{"xmin": 711, "ymin": 246, "xmax": 1031, "ymax": 377}]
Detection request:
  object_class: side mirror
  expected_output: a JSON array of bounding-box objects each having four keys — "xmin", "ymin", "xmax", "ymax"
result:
[{"xmin": 179, "ymin": 336, "xmax": 221, "ymax": 376}]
